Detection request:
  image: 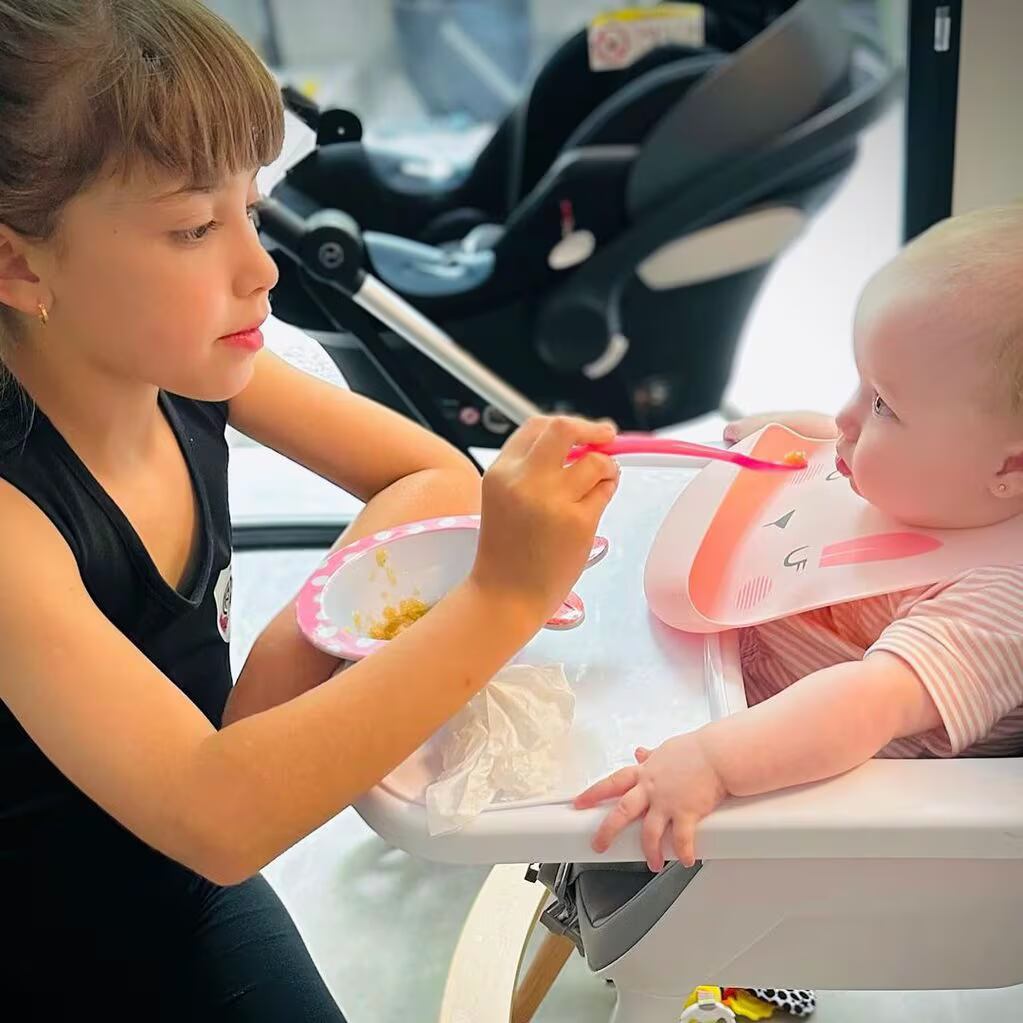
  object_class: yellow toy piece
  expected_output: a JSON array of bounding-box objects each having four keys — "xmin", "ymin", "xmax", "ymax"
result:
[
  {"xmin": 722, "ymin": 990, "xmax": 775, "ymax": 1020},
  {"xmin": 683, "ymin": 986, "xmax": 724, "ymax": 1010},
  {"xmin": 680, "ymin": 986, "xmax": 736, "ymax": 1023}
]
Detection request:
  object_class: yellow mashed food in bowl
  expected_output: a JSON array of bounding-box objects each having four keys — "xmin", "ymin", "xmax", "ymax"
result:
[{"xmin": 357, "ymin": 597, "xmax": 433, "ymax": 641}]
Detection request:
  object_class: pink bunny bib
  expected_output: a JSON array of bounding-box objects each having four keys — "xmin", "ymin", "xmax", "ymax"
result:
[{"xmin": 645, "ymin": 425, "xmax": 1023, "ymax": 633}]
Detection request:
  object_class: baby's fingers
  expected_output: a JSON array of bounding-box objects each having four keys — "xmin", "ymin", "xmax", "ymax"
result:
[
  {"xmin": 574, "ymin": 766, "xmax": 638, "ymax": 809},
  {"xmin": 592, "ymin": 785, "xmax": 649, "ymax": 854},
  {"xmin": 723, "ymin": 414, "xmax": 775, "ymax": 445},
  {"xmin": 641, "ymin": 812, "xmax": 669, "ymax": 873},
  {"xmin": 672, "ymin": 815, "xmax": 699, "ymax": 869}
]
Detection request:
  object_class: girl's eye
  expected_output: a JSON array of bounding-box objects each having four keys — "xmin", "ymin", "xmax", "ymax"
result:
[
  {"xmin": 173, "ymin": 204, "xmax": 259, "ymax": 244},
  {"xmin": 175, "ymin": 220, "xmax": 218, "ymax": 244},
  {"xmin": 872, "ymin": 392, "xmax": 896, "ymax": 419}
]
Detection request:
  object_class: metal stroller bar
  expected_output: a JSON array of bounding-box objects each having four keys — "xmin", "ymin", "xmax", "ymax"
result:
[{"xmin": 257, "ymin": 199, "xmax": 542, "ymax": 426}]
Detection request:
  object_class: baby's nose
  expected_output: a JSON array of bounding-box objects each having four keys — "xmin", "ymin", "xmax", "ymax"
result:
[{"xmin": 835, "ymin": 401, "xmax": 859, "ymax": 441}]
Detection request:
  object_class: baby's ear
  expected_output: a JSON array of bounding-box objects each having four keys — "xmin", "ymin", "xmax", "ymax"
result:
[{"xmin": 994, "ymin": 442, "xmax": 1023, "ymax": 499}]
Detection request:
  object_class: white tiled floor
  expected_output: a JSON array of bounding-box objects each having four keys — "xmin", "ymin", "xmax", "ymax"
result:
[{"xmin": 228, "ymin": 102, "xmax": 1023, "ymax": 1022}]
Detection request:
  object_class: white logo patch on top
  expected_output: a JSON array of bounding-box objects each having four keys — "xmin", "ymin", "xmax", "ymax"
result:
[{"xmin": 213, "ymin": 564, "xmax": 233, "ymax": 642}]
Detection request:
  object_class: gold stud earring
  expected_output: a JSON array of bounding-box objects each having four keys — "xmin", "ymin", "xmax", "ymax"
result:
[
  {"xmin": 37, "ymin": 302, "xmax": 49, "ymax": 327},
  {"xmin": 998, "ymin": 483, "xmax": 1009, "ymax": 494}
]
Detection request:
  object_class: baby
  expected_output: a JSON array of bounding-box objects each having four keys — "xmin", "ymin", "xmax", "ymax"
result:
[{"xmin": 576, "ymin": 204, "xmax": 1023, "ymax": 871}]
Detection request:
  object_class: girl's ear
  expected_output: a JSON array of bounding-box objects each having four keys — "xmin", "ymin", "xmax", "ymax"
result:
[{"xmin": 0, "ymin": 223, "xmax": 47, "ymax": 317}]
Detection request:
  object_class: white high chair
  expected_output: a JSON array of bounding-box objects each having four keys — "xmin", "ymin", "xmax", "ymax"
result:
[
  {"xmin": 251, "ymin": 317, "xmax": 1023, "ymax": 1022},
  {"xmin": 351, "ymin": 460, "xmax": 1023, "ymax": 1023}
]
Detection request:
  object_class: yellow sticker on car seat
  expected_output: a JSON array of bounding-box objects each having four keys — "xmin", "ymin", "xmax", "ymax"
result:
[{"xmin": 588, "ymin": 5, "xmax": 706, "ymax": 71}]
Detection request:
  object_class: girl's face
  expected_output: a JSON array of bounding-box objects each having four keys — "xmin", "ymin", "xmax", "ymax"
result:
[{"xmin": 27, "ymin": 163, "xmax": 278, "ymax": 403}]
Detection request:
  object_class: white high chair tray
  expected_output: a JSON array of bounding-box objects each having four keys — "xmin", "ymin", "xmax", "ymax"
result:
[
  {"xmin": 356, "ymin": 465, "xmax": 750, "ymax": 862},
  {"xmin": 356, "ymin": 461, "xmax": 1023, "ymax": 867}
]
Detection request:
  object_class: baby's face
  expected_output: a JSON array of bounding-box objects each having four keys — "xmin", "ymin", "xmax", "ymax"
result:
[{"xmin": 835, "ymin": 267, "xmax": 1023, "ymax": 528}]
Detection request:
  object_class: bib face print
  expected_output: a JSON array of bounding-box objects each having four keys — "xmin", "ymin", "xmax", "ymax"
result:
[{"xmin": 645, "ymin": 426, "xmax": 1023, "ymax": 633}]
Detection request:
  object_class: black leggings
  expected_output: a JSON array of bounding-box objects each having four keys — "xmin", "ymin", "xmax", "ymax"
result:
[{"xmin": 8, "ymin": 871, "xmax": 347, "ymax": 1021}]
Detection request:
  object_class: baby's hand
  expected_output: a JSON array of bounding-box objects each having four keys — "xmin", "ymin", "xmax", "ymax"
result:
[
  {"xmin": 574, "ymin": 734, "xmax": 727, "ymax": 871},
  {"xmin": 723, "ymin": 410, "xmax": 838, "ymax": 445}
]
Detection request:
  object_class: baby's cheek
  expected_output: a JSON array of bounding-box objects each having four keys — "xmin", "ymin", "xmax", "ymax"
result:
[{"xmin": 854, "ymin": 440, "xmax": 905, "ymax": 500}]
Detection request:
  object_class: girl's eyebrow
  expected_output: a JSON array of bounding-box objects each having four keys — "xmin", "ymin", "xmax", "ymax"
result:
[{"xmin": 147, "ymin": 169, "xmax": 261, "ymax": 205}]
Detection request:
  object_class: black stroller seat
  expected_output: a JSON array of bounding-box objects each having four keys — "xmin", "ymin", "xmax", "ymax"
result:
[{"xmin": 266, "ymin": 0, "xmax": 897, "ymax": 449}]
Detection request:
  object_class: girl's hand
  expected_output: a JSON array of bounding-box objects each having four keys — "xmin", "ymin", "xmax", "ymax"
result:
[
  {"xmin": 471, "ymin": 416, "xmax": 619, "ymax": 622},
  {"xmin": 574, "ymin": 734, "xmax": 727, "ymax": 872},
  {"xmin": 723, "ymin": 411, "xmax": 838, "ymax": 445}
]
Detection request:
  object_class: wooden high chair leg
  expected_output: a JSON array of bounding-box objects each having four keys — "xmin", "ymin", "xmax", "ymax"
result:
[
  {"xmin": 510, "ymin": 930, "xmax": 577, "ymax": 1023},
  {"xmin": 440, "ymin": 864, "xmax": 575, "ymax": 1023}
]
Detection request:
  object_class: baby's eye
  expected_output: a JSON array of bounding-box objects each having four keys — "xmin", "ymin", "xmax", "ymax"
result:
[
  {"xmin": 246, "ymin": 203, "xmax": 261, "ymax": 229},
  {"xmin": 872, "ymin": 392, "xmax": 896, "ymax": 419}
]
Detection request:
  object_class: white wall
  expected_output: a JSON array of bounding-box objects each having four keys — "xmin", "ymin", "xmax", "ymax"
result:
[{"xmin": 952, "ymin": 0, "xmax": 1023, "ymax": 213}]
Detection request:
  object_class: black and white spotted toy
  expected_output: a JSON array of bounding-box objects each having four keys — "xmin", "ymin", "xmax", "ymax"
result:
[{"xmin": 749, "ymin": 988, "xmax": 816, "ymax": 1017}]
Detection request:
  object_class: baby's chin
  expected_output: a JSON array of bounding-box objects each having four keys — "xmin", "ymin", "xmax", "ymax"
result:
[
  {"xmin": 867, "ymin": 491, "xmax": 1009, "ymax": 530},
  {"xmin": 850, "ymin": 479, "xmax": 936, "ymax": 526}
]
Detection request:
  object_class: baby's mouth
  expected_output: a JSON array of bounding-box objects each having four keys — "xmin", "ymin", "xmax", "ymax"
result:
[{"xmin": 835, "ymin": 454, "xmax": 861, "ymax": 495}]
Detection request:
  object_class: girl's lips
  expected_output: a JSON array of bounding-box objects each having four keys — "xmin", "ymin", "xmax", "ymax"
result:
[{"xmin": 220, "ymin": 327, "xmax": 263, "ymax": 352}]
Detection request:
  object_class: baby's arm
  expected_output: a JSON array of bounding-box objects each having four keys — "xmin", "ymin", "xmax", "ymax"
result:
[
  {"xmin": 723, "ymin": 410, "xmax": 838, "ymax": 444},
  {"xmin": 699, "ymin": 652, "xmax": 941, "ymax": 795},
  {"xmin": 576, "ymin": 652, "xmax": 941, "ymax": 870}
]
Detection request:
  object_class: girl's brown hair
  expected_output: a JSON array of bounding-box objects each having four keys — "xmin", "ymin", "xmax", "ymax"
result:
[{"xmin": 0, "ymin": 0, "xmax": 284, "ymax": 344}]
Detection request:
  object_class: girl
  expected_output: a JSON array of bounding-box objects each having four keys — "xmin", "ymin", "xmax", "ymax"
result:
[{"xmin": 0, "ymin": 1, "xmax": 619, "ymax": 1017}]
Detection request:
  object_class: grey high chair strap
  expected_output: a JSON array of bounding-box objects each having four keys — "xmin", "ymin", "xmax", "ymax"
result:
[
  {"xmin": 537, "ymin": 861, "xmax": 702, "ymax": 969},
  {"xmin": 627, "ymin": 0, "xmax": 850, "ymax": 215}
]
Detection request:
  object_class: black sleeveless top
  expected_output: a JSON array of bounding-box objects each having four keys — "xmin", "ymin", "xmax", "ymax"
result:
[{"xmin": 0, "ymin": 388, "xmax": 234, "ymax": 896}]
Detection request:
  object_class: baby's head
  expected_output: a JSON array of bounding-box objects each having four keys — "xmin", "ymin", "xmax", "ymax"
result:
[
  {"xmin": 836, "ymin": 205, "xmax": 1023, "ymax": 529},
  {"xmin": 0, "ymin": 0, "xmax": 283, "ymax": 403}
]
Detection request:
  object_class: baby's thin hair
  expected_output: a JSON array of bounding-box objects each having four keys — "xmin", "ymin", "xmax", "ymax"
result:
[
  {"xmin": 0, "ymin": 0, "xmax": 284, "ymax": 348},
  {"xmin": 904, "ymin": 204, "xmax": 1023, "ymax": 414}
]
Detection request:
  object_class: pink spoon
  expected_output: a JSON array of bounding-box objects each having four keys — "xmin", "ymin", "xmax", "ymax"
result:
[{"xmin": 567, "ymin": 435, "xmax": 808, "ymax": 472}]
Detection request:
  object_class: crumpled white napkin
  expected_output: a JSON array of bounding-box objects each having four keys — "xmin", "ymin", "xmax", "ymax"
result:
[{"xmin": 425, "ymin": 664, "xmax": 575, "ymax": 835}]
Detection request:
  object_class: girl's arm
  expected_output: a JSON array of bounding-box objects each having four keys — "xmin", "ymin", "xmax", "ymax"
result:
[
  {"xmin": 224, "ymin": 349, "xmax": 483, "ymax": 722},
  {"xmin": 227, "ymin": 349, "xmax": 480, "ymax": 499},
  {"xmin": 0, "ymin": 418, "xmax": 619, "ymax": 887},
  {"xmin": 224, "ymin": 463, "xmax": 482, "ymax": 724}
]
